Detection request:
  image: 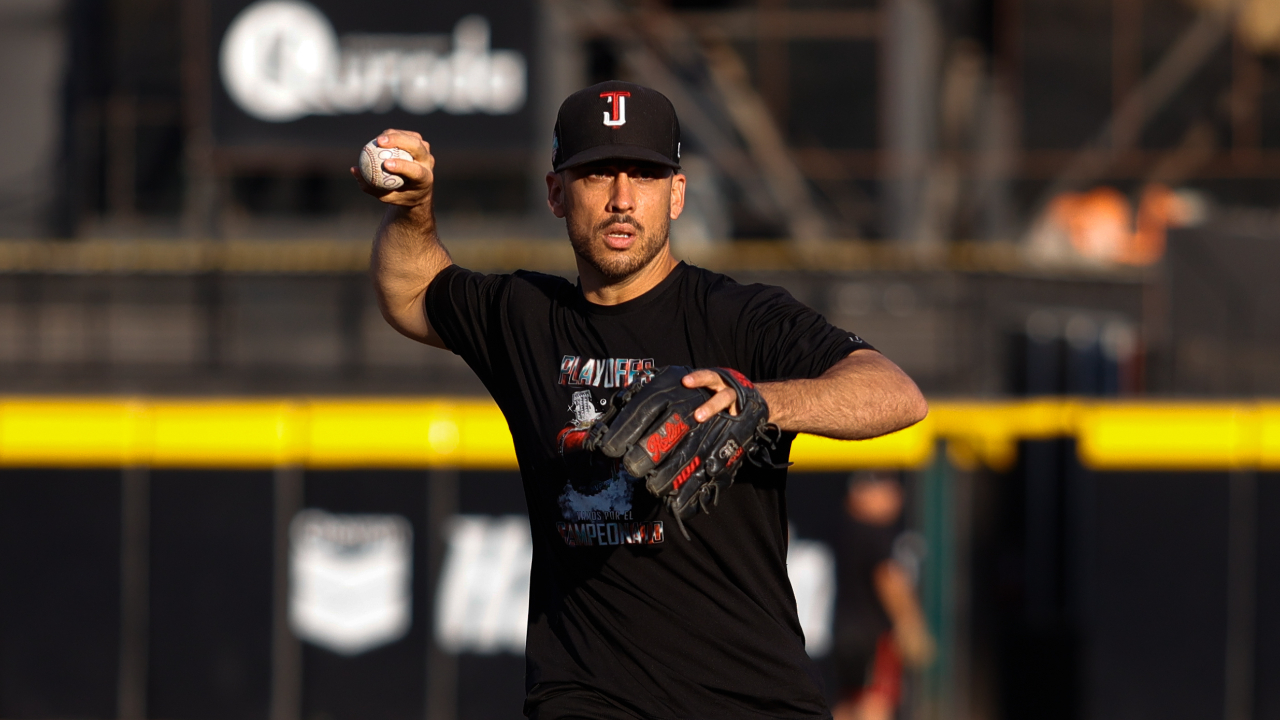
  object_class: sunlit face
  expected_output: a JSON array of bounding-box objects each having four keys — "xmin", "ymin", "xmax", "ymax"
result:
[{"xmin": 548, "ymin": 161, "xmax": 685, "ymax": 282}]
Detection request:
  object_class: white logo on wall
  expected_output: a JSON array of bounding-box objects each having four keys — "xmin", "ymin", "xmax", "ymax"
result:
[
  {"xmin": 787, "ymin": 531, "xmax": 836, "ymax": 657},
  {"xmin": 435, "ymin": 515, "xmax": 532, "ymax": 655},
  {"xmin": 220, "ymin": 0, "xmax": 527, "ymax": 122},
  {"xmin": 289, "ymin": 510, "xmax": 413, "ymax": 656},
  {"xmin": 432, "ymin": 514, "xmax": 835, "ymax": 657}
]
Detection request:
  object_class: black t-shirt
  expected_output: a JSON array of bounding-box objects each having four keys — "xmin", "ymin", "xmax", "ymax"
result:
[{"xmin": 426, "ymin": 261, "xmax": 873, "ymax": 720}]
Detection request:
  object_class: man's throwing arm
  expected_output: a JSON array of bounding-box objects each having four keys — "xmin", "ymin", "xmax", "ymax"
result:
[{"xmin": 356, "ymin": 129, "xmax": 453, "ymax": 349}]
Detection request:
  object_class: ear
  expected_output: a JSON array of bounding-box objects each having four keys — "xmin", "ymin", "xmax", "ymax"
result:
[
  {"xmin": 668, "ymin": 172, "xmax": 687, "ymax": 221},
  {"xmin": 546, "ymin": 171, "xmax": 567, "ymax": 218}
]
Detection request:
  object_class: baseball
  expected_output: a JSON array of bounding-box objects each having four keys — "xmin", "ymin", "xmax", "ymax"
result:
[{"xmin": 358, "ymin": 140, "xmax": 413, "ymax": 190}]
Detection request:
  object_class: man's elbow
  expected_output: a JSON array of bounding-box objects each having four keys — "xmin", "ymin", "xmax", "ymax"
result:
[
  {"xmin": 862, "ymin": 350, "xmax": 927, "ymax": 432},
  {"xmin": 905, "ymin": 387, "xmax": 929, "ymax": 428},
  {"xmin": 838, "ymin": 386, "xmax": 927, "ymax": 441},
  {"xmin": 882, "ymin": 380, "xmax": 928, "ymax": 436},
  {"xmin": 376, "ymin": 291, "xmax": 433, "ymax": 343}
]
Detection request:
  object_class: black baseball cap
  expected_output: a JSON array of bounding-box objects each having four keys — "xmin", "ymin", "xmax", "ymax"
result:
[{"xmin": 551, "ymin": 81, "xmax": 681, "ymax": 172}]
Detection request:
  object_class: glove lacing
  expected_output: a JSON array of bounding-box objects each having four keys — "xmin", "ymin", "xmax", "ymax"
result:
[{"xmin": 669, "ymin": 420, "xmax": 791, "ymax": 541}]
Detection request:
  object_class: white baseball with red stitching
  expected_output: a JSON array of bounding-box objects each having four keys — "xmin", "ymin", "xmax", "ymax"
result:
[{"xmin": 358, "ymin": 140, "xmax": 413, "ymax": 190}]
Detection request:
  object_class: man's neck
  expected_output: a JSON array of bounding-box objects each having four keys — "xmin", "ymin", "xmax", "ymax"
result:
[{"xmin": 578, "ymin": 248, "xmax": 680, "ymax": 306}]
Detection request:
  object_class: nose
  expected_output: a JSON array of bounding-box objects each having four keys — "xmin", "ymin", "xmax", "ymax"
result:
[{"xmin": 607, "ymin": 173, "xmax": 635, "ymax": 213}]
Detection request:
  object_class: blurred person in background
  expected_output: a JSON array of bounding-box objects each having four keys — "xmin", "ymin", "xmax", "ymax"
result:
[{"xmin": 832, "ymin": 472, "xmax": 935, "ymax": 720}]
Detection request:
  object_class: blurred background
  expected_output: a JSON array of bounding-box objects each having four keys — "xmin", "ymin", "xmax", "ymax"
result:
[{"xmin": 1, "ymin": 0, "xmax": 1279, "ymax": 717}]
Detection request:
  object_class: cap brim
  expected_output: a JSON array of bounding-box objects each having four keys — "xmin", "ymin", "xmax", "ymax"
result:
[{"xmin": 554, "ymin": 144, "xmax": 680, "ymax": 172}]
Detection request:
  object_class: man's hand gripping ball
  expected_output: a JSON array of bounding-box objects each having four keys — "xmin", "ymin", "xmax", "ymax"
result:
[
  {"xmin": 584, "ymin": 366, "xmax": 787, "ymax": 540},
  {"xmin": 351, "ymin": 129, "xmax": 435, "ymax": 207}
]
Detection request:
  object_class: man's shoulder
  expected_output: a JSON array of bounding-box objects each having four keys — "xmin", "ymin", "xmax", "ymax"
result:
[
  {"xmin": 511, "ymin": 268, "xmax": 575, "ymax": 289},
  {"xmin": 681, "ymin": 263, "xmax": 796, "ymax": 309},
  {"xmin": 437, "ymin": 266, "xmax": 574, "ymax": 300},
  {"xmin": 509, "ymin": 269, "xmax": 577, "ymax": 305}
]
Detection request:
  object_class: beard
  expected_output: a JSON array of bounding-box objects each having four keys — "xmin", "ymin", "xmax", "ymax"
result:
[{"xmin": 566, "ymin": 211, "xmax": 670, "ymax": 282}]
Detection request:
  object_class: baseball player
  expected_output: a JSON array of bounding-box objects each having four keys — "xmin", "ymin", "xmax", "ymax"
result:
[{"xmin": 356, "ymin": 81, "xmax": 928, "ymax": 720}]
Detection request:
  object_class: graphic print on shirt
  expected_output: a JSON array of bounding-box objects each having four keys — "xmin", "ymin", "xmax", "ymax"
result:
[
  {"xmin": 558, "ymin": 354, "xmax": 655, "ymax": 388},
  {"xmin": 554, "ymin": 356, "xmax": 664, "ymax": 547}
]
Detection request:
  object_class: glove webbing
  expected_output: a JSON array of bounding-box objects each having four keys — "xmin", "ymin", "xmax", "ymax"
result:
[{"xmin": 666, "ymin": 420, "xmax": 790, "ymax": 541}]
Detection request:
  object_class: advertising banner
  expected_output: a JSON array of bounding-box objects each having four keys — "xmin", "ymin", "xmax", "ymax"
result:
[{"xmin": 211, "ymin": 0, "xmax": 536, "ymax": 152}]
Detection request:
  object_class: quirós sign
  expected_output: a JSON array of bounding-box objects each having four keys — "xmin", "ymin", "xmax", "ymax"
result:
[{"xmin": 210, "ymin": 0, "xmax": 535, "ymax": 152}]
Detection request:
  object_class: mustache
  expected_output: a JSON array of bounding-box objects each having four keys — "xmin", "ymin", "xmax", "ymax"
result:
[{"xmin": 595, "ymin": 214, "xmax": 644, "ymax": 234}]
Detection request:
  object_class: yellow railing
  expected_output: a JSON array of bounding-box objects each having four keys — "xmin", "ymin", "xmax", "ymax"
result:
[{"xmin": 1, "ymin": 398, "xmax": 1278, "ymax": 471}]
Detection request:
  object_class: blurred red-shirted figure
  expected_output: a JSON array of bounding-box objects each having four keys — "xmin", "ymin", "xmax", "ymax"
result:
[{"xmin": 832, "ymin": 472, "xmax": 935, "ymax": 720}]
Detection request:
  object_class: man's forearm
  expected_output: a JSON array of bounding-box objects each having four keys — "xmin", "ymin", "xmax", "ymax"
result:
[
  {"xmin": 355, "ymin": 129, "xmax": 450, "ymax": 346},
  {"xmin": 371, "ymin": 202, "xmax": 450, "ymax": 297},
  {"xmin": 370, "ymin": 201, "xmax": 452, "ymax": 344},
  {"xmin": 758, "ymin": 350, "xmax": 927, "ymax": 440}
]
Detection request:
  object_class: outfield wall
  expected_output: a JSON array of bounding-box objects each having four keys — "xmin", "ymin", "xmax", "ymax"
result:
[{"xmin": 1, "ymin": 399, "xmax": 1276, "ymax": 720}]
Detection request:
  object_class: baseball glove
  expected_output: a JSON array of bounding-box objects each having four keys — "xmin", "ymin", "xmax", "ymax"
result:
[{"xmin": 584, "ymin": 365, "xmax": 787, "ymax": 539}]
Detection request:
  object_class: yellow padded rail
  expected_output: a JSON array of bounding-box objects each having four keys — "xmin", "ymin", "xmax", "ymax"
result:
[
  {"xmin": 1, "ymin": 398, "xmax": 1279, "ymax": 471},
  {"xmin": 0, "ymin": 398, "xmax": 518, "ymax": 469},
  {"xmin": 1075, "ymin": 403, "xmax": 1280, "ymax": 471}
]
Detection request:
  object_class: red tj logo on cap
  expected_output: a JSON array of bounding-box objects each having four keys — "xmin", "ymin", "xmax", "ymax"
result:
[
  {"xmin": 550, "ymin": 81, "xmax": 680, "ymax": 171},
  {"xmin": 601, "ymin": 91, "xmax": 630, "ymax": 127}
]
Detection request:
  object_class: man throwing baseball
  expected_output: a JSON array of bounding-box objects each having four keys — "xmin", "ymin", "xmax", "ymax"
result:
[{"xmin": 356, "ymin": 81, "xmax": 927, "ymax": 720}]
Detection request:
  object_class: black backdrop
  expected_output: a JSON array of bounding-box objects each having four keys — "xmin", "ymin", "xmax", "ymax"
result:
[{"xmin": 2, "ymin": 467, "xmax": 1278, "ymax": 719}]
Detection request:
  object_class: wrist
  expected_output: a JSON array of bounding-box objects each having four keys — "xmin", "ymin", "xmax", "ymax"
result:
[
  {"xmin": 386, "ymin": 200, "xmax": 436, "ymax": 232},
  {"xmin": 397, "ymin": 197, "xmax": 434, "ymax": 219},
  {"xmin": 757, "ymin": 381, "xmax": 789, "ymax": 429}
]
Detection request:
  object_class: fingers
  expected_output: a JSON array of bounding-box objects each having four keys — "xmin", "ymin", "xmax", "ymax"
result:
[
  {"xmin": 349, "ymin": 166, "xmax": 373, "ymax": 192},
  {"xmin": 694, "ymin": 387, "xmax": 738, "ymax": 422},
  {"xmin": 376, "ymin": 129, "xmax": 433, "ymax": 166},
  {"xmin": 681, "ymin": 369, "xmax": 725, "ymax": 391},
  {"xmin": 683, "ymin": 370, "xmax": 739, "ymax": 420},
  {"xmin": 382, "ymin": 156, "xmax": 427, "ymax": 181},
  {"xmin": 356, "ymin": 128, "xmax": 436, "ymax": 206}
]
